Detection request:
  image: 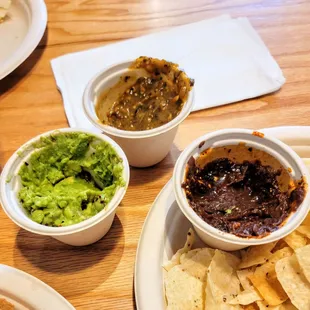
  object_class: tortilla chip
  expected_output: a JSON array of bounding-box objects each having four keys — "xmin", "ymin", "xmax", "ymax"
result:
[
  {"xmin": 256, "ymin": 300, "xmax": 297, "ymax": 310},
  {"xmin": 236, "ymin": 269, "xmax": 256, "ymax": 291},
  {"xmin": 296, "ymin": 225, "xmax": 310, "ymax": 239},
  {"xmin": 244, "ymin": 304, "xmax": 259, "ymax": 310},
  {"xmin": 205, "ymin": 278, "xmax": 221, "ymax": 310},
  {"xmin": 281, "ymin": 301, "xmax": 298, "ymax": 309},
  {"xmin": 229, "ymin": 269, "xmax": 262, "ymax": 305},
  {"xmin": 249, "ymin": 274, "xmax": 287, "ymax": 307},
  {"xmin": 165, "ymin": 265, "xmax": 203, "ymax": 310},
  {"xmin": 179, "ymin": 248, "xmax": 215, "ymax": 281},
  {"xmin": 248, "ymin": 247, "xmax": 293, "ymax": 306},
  {"xmin": 295, "ymin": 244, "xmax": 310, "ymax": 283},
  {"xmin": 205, "ymin": 279, "xmax": 241, "ymax": 310},
  {"xmin": 229, "ymin": 290, "xmax": 261, "ymax": 306},
  {"xmin": 163, "ymin": 228, "xmax": 195, "ymax": 271},
  {"xmin": 207, "ymin": 250, "xmax": 241, "ymax": 306},
  {"xmin": 253, "ymin": 246, "xmax": 293, "ymax": 274},
  {"xmin": 180, "ymin": 248, "xmax": 202, "ymax": 263},
  {"xmin": 180, "ymin": 248, "xmax": 215, "ymax": 265},
  {"xmin": 302, "ymin": 211, "xmax": 310, "ymax": 226},
  {"xmin": 239, "ymin": 243, "xmax": 276, "ymax": 269},
  {"xmin": 223, "ymin": 251, "xmax": 241, "ymax": 269},
  {"xmin": 272, "ymin": 240, "xmax": 288, "ymax": 252},
  {"xmin": 275, "ymin": 254, "xmax": 310, "ymax": 310},
  {"xmin": 257, "ymin": 300, "xmax": 281, "ymax": 310},
  {"xmin": 283, "ymin": 231, "xmax": 308, "ymax": 250},
  {"xmin": 0, "ymin": 299, "xmax": 14, "ymax": 310},
  {"xmin": 281, "ymin": 300, "xmax": 298, "ymax": 310}
]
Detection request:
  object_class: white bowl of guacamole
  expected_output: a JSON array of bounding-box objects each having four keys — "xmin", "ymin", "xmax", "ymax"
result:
[{"xmin": 0, "ymin": 128, "xmax": 130, "ymax": 246}]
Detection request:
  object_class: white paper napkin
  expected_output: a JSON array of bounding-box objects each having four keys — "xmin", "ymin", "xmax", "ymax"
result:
[{"xmin": 51, "ymin": 15, "xmax": 285, "ymax": 129}]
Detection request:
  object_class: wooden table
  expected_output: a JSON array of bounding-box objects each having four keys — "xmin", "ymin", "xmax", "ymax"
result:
[{"xmin": 0, "ymin": 0, "xmax": 310, "ymax": 308}]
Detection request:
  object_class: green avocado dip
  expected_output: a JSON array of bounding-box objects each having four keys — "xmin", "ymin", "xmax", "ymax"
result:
[{"xmin": 18, "ymin": 132, "xmax": 125, "ymax": 227}]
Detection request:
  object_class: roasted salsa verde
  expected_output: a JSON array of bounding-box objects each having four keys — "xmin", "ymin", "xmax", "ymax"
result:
[
  {"xmin": 18, "ymin": 132, "xmax": 124, "ymax": 227},
  {"xmin": 96, "ymin": 56, "xmax": 194, "ymax": 131},
  {"xmin": 183, "ymin": 145, "xmax": 306, "ymax": 238}
]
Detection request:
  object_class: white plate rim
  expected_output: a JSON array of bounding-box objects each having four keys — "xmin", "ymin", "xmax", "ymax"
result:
[
  {"xmin": 134, "ymin": 126, "xmax": 310, "ymax": 310},
  {"xmin": 0, "ymin": 264, "xmax": 75, "ymax": 309},
  {"xmin": 134, "ymin": 181, "xmax": 170, "ymax": 310},
  {"xmin": 0, "ymin": 0, "xmax": 47, "ymax": 80}
]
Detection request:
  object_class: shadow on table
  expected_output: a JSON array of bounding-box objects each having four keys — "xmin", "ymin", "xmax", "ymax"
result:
[
  {"xmin": 129, "ymin": 143, "xmax": 182, "ymax": 187},
  {"xmin": 132, "ymin": 277, "xmax": 137, "ymax": 310},
  {"xmin": 13, "ymin": 214, "xmax": 124, "ymax": 296},
  {"xmin": 0, "ymin": 27, "xmax": 48, "ymax": 96}
]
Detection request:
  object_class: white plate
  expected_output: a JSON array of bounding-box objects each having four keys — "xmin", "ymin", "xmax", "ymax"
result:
[
  {"xmin": 0, "ymin": 0, "xmax": 47, "ymax": 80},
  {"xmin": 0, "ymin": 264, "xmax": 75, "ymax": 310},
  {"xmin": 134, "ymin": 126, "xmax": 310, "ymax": 310}
]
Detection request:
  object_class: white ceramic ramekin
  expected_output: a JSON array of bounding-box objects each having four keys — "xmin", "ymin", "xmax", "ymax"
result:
[
  {"xmin": 0, "ymin": 128, "xmax": 130, "ymax": 246},
  {"xmin": 173, "ymin": 128, "xmax": 310, "ymax": 251},
  {"xmin": 83, "ymin": 60, "xmax": 194, "ymax": 168}
]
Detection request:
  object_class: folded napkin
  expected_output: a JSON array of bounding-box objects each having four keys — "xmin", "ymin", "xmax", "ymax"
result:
[{"xmin": 51, "ymin": 15, "xmax": 285, "ymax": 129}]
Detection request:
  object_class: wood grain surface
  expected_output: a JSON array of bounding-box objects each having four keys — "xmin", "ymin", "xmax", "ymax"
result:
[{"xmin": 1, "ymin": 0, "xmax": 310, "ymax": 309}]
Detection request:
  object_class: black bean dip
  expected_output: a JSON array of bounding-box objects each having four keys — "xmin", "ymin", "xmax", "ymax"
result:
[{"xmin": 183, "ymin": 157, "xmax": 305, "ymax": 237}]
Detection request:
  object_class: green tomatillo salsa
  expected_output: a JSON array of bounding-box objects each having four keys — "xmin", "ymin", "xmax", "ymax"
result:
[
  {"xmin": 18, "ymin": 132, "xmax": 125, "ymax": 227},
  {"xmin": 96, "ymin": 56, "xmax": 194, "ymax": 131}
]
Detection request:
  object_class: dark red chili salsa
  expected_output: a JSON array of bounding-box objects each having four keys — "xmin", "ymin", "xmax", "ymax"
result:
[{"xmin": 183, "ymin": 157, "xmax": 305, "ymax": 237}]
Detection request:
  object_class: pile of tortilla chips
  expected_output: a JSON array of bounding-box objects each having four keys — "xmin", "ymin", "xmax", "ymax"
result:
[{"xmin": 163, "ymin": 214, "xmax": 310, "ymax": 310}]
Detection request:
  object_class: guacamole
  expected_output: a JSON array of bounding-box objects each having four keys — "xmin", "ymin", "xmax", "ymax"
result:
[{"xmin": 18, "ymin": 132, "xmax": 124, "ymax": 227}]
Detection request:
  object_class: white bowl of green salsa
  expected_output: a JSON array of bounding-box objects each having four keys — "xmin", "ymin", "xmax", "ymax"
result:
[
  {"xmin": 83, "ymin": 57, "xmax": 195, "ymax": 167},
  {"xmin": 0, "ymin": 128, "xmax": 129, "ymax": 246}
]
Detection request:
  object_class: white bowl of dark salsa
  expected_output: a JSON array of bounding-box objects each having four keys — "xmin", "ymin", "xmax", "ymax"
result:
[{"xmin": 173, "ymin": 128, "xmax": 310, "ymax": 251}]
